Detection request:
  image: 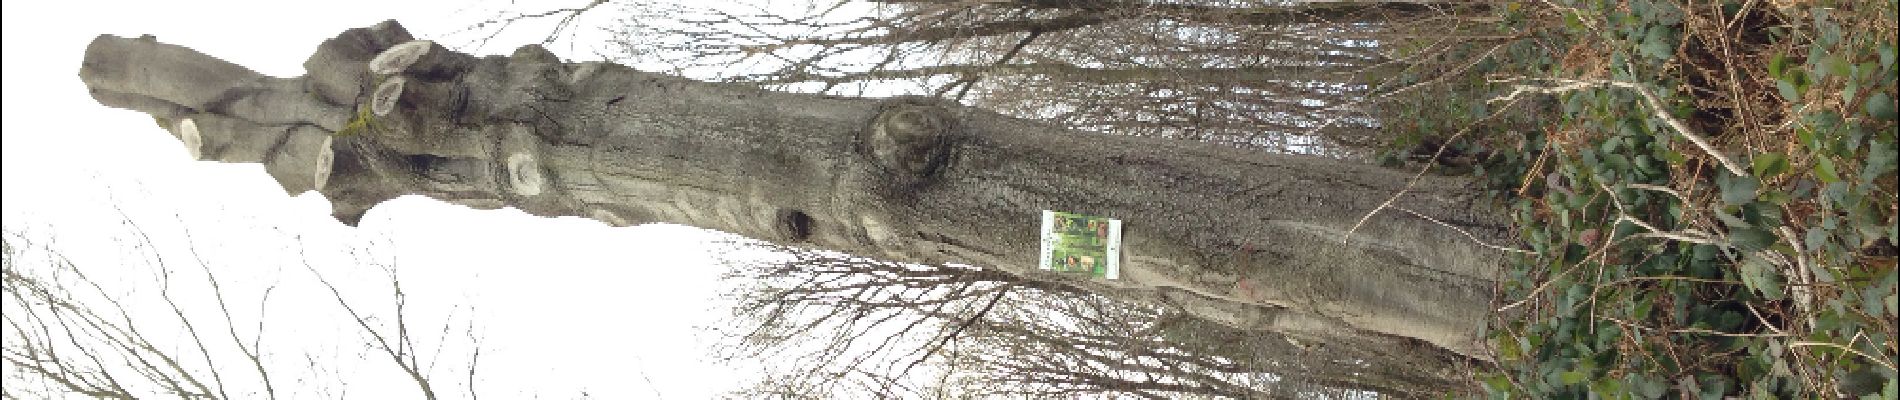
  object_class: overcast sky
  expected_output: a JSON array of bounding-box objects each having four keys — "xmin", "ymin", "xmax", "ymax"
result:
[{"xmin": 2, "ymin": 0, "xmax": 751, "ymax": 397}]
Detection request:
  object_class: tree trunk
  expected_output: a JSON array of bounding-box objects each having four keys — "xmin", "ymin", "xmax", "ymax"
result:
[{"xmin": 78, "ymin": 21, "xmax": 1512, "ymax": 363}]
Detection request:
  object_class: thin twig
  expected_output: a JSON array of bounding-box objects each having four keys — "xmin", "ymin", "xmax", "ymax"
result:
[
  {"xmin": 1601, "ymin": 316, "xmax": 1788, "ymax": 337},
  {"xmin": 1625, "ymin": 183, "xmax": 1690, "ymax": 204},
  {"xmin": 1774, "ymin": 226, "xmax": 1818, "ymax": 331},
  {"xmin": 1602, "ymin": 275, "xmax": 1742, "ymax": 286},
  {"xmin": 1789, "ymin": 341, "xmax": 1898, "ymax": 372},
  {"xmin": 1743, "ymin": 303, "xmax": 1787, "ymax": 337},
  {"xmin": 1600, "ymin": 182, "xmax": 1721, "ymax": 245}
]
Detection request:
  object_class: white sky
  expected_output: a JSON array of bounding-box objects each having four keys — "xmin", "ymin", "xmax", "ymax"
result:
[{"xmin": 2, "ymin": 0, "xmax": 747, "ymax": 398}]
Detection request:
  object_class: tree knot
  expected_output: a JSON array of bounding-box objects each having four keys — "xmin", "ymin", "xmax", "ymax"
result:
[{"xmin": 863, "ymin": 98, "xmax": 957, "ymax": 179}]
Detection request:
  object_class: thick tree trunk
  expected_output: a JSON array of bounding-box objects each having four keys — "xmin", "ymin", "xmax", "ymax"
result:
[{"xmin": 79, "ymin": 21, "xmax": 1511, "ymax": 363}]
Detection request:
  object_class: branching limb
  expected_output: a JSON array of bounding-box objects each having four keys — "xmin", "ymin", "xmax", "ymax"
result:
[{"xmin": 299, "ymin": 253, "xmax": 437, "ymax": 400}]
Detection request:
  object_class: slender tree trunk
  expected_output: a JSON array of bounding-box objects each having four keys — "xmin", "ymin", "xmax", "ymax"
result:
[
  {"xmin": 78, "ymin": 21, "xmax": 1511, "ymax": 362},
  {"xmin": 760, "ymin": 62, "xmax": 1402, "ymax": 86}
]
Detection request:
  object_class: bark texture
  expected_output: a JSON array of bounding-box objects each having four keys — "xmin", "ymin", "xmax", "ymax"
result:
[{"xmin": 79, "ymin": 21, "xmax": 1511, "ymax": 362}]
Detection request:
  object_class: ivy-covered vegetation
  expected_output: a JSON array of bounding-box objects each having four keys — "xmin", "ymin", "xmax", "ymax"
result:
[{"xmin": 1395, "ymin": 0, "xmax": 1899, "ymax": 397}]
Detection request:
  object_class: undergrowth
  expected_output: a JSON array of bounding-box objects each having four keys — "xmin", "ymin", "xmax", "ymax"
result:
[{"xmin": 1393, "ymin": 0, "xmax": 1897, "ymax": 397}]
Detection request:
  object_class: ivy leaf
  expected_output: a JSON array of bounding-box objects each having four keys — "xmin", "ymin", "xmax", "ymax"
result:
[
  {"xmin": 1719, "ymin": 174, "xmax": 1760, "ymax": 205},
  {"xmin": 1737, "ymin": 253, "xmax": 1784, "ymax": 299},
  {"xmin": 1866, "ymin": 285, "xmax": 1889, "ymax": 316},
  {"xmin": 1661, "ymin": 150, "xmax": 1687, "ymax": 164},
  {"xmin": 1758, "ymin": 189, "xmax": 1792, "ymax": 205},
  {"xmin": 1865, "ymin": 92, "xmax": 1895, "ymax": 121},
  {"xmin": 1864, "ymin": 139, "xmax": 1897, "ymax": 184},
  {"xmin": 1822, "ymin": 55, "xmax": 1851, "ymax": 80},
  {"xmin": 1636, "ymin": 155, "xmax": 1662, "ymax": 175},
  {"xmin": 1561, "ymin": 370, "xmax": 1590, "ymax": 385},
  {"xmin": 1631, "ymin": 296, "xmax": 1655, "ymax": 320},
  {"xmin": 1881, "ymin": 44, "xmax": 1897, "ymax": 70},
  {"xmin": 1716, "ymin": 210, "xmax": 1752, "ymax": 229},
  {"xmin": 1811, "ymin": 261, "xmax": 1837, "ymax": 283},
  {"xmin": 1693, "ymin": 244, "xmax": 1720, "ymax": 260},
  {"xmin": 1640, "ymin": 26, "xmax": 1676, "ymax": 61},
  {"xmin": 1806, "ymin": 226, "xmax": 1833, "ymax": 253},
  {"xmin": 1752, "ymin": 154, "xmax": 1790, "ymax": 177},
  {"xmin": 1591, "ymin": 379, "xmax": 1624, "ymax": 397},
  {"xmin": 1496, "ymin": 336, "xmax": 1522, "ymax": 361},
  {"xmin": 1630, "ymin": 374, "xmax": 1668, "ymax": 399},
  {"xmin": 1564, "ymin": 243, "xmax": 1589, "ymax": 262},
  {"xmin": 1559, "ymin": 285, "xmax": 1589, "ymax": 316},
  {"xmin": 1797, "ymin": 127, "xmax": 1818, "ymax": 151},
  {"xmin": 1768, "ymin": 52, "xmax": 1787, "ymax": 78},
  {"xmin": 1730, "ymin": 228, "xmax": 1777, "ymax": 252},
  {"xmin": 1816, "ymin": 11, "xmax": 1843, "ymax": 46},
  {"xmin": 1483, "ymin": 374, "xmax": 1513, "ymax": 395},
  {"xmin": 1814, "ymin": 157, "xmax": 1843, "ymax": 184},
  {"xmin": 1696, "ymin": 375, "xmax": 1732, "ymax": 399},
  {"xmin": 1650, "ymin": 0, "xmax": 1683, "ymax": 25},
  {"xmin": 1778, "ymin": 79, "xmax": 1801, "ymax": 101},
  {"xmin": 1603, "ymin": 153, "xmax": 1633, "ymax": 172}
]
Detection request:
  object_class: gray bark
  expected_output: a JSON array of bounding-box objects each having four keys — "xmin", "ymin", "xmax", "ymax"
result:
[{"xmin": 78, "ymin": 21, "xmax": 1511, "ymax": 363}]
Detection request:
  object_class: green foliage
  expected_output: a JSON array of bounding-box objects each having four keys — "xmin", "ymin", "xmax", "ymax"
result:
[
  {"xmin": 334, "ymin": 76, "xmax": 390, "ymax": 138},
  {"xmin": 1452, "ymin": 0, "xmax": 1898, "ymax": 397},
  {"xmin": 334, "ymin": 105, "xmax": 382, "ymax": 138}
]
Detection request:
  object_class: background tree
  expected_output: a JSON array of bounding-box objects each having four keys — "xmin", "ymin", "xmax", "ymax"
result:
[
  {"xmin": 78, "ymin": 18, "xmax": 1517, "ymax": 365},
  {"xmin": 1, "ymin": 220, "xmax": 484, "ymax": 399},
  {"xmin": 711, "ymin": 242, "xmax": 1478, "ymax": 398},
  {"xmin": 605, "ymin": 0, "xmax": 1510, "ymax": 156}
]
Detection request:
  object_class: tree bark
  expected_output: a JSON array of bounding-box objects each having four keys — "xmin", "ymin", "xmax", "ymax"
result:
[{"xmin": 78, "ymin": 21, "xmax": 1512, "ymax": 362}]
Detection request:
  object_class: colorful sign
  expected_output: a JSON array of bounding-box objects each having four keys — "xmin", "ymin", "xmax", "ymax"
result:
[{"xmin": 1038, "ymin": 210, "xmax": 1122, "ymax": 279}]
